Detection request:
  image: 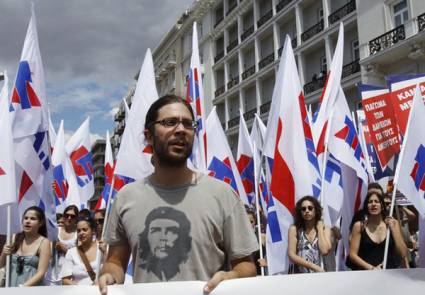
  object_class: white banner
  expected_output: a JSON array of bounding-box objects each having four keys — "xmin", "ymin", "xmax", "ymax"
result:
[{"xmin": 2, "ymin": 269, "xmax": 425, "ymax": 294}]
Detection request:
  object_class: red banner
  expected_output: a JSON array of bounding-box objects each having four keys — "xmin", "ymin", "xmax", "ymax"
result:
[
  {"xmin": 362, "ymin": 92, "xmax": 400, "ymax": 167},
  {"xmin": 389, "ymin": 77, "xmax": 425, "ymax": 135}
]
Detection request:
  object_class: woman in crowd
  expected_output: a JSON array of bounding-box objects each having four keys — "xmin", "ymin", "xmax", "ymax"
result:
[
  {"xmin": 93, "ymin": 209, "xmax": 107, "ymax": 254},
  {"xmin": 288, "ymin": 196, "xmax": 332, "ymax": 273},
  {"xmin": 0, "ymin": 206, "xmax": 51, "ymax": 286},
  {"xmin": 349, "ymin": 192, "xmax": 408, "ymax": 270},
  {"xmin": 50, "ymin": 205, "xmax": 79, "ymax": 284},
  {"xmin": 61, "ymin": 217, "xmax": 101, "ymax": 285}
]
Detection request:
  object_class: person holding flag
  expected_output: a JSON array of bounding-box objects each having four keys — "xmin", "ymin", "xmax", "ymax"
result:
[{"xmin": 99, "ymin": 95, "xmax": 258, "ymax": 295}]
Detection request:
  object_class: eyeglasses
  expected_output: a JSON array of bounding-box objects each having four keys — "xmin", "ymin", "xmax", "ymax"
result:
[
  {"xmin": 301, "ymin": 205, "xmax": 314, "ymax": 212},
  {"xmin": 64, "ymin": 213, "xmax": 77, "ymax": 219},
  {"xmin": 16, "ymin": 256, "xmax": 25, "ymax": 274},
  {"xmin": 151, "ymin": 118, "xmax": 197, "ymax": 130},
  {"xmin": 94, "ymin": 218, "xmax": 104, "ymax": 225}
]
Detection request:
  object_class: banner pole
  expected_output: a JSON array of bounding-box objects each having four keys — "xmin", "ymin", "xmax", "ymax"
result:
[
  {"xmin": 253, "ymin": 142, "xmax": 265, "ymax": 276},
  {"xmin": 5, "ymin": 204, "xmax": 11, "ymax": 287}
]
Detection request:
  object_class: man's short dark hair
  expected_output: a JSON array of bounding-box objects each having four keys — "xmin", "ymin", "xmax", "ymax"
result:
[
  {"xmin": 367, "ymin": 182, "xmax": 384, "ymax": 194},
  {"xmin": 145, "ymin": 94, "xmax": 195, "ymax": 133}
]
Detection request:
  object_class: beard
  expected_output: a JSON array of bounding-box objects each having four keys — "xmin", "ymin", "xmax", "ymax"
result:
[{"xmin": 152, "ymin": 135, "xmax": 193, "ymax": 167}]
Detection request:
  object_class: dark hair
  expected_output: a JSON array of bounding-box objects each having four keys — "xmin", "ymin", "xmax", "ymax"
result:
[
  {"xmin": 294, "ymin": 196, "xmax": 322, "ymax": 229},
  {"xmin": 145, "ymin": 94, "xmax": 194, "ymax": 133},
  {"xmin": 367, "ymin": 182, "xmax": 384, "ymax": 194},
  {"xmin": 363, "ymin": 191, "xmax": 386, "ymax": 219},
  {"xmin": 77, "ymin": 216, "xmax": 96, "ymax": 232},
  {"xmin": 78, "ymin": 208, "xmax": 92, "ymax": 219},
  {"xmin": 64, "ymin": 205, "xmax": 79, "ymax": 216},
  {"xmin": 13, "ymin": 206, "xmax": 48, "ymax": 253},
  {"xmin": 94, "ymin": 209, "xmax": 106, "ymax": 217}
]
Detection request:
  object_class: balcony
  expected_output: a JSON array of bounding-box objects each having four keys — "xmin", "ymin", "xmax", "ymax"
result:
[
  {"xmin": 259, "ymin": 53, "xmax": 275, "ymax": 70},
  {"xmin": 227, "ymin": 39, "xmax": 238, "ymax": 53},
  {"xmin": 214, "ymin": 15, "xmax": 224, "ymax": 28},
  {"xmin": 328, "ymin": 0, "xmax": 356, "ymax": 25},
  {"xmin": 241, "ymin": 25, "xmax": 254, "ymax": 41},
  {"xmin": 260, "ymin": 101, "xmax": 271, "ymax": 114},
  {"xmin": 341, "ymin": 59, "xmax": 360, "ymax": 79},
  {"xmin": 257, "ymin": 9, "xmax": 273, "ymax": 28},
  {"xmin": 227, "ymin": 77, "xmax": 240, "ymax": 90},
  {"xmin": 215, "ymin": 85, "xmax": 225, "ymax": 97},
  {"xmin": 226, "ymin": 2, "xmax": 237, "ymax": 16},
  {"xmin": 369, "ymin": 25, "xmax": 405, "ymax": 56},
  {"xmin": 244, "ymin": 108, "xmax": 257, "ymax": 121},
  {"xmin": 276, "ymin": 0, "xmax": 293, "ymax": 13},
  {"xmin": 242, "ymin": 65, "xmax": 256, "ymax": 80},
  {"xmin": 303, "ymin": 75, "xmax": 327, "ymax": 94},
  {"xmin": 114, "ymin": 110, "xmax": 124, "ymax": 122},
  {"xmin": 228, "ymin": 116, "xmax": 240, "ymax": 128},
  {"xmin": 301, "ymin": 19, "xmax": 324, "ymax": 42},
  {"xmin": 418, "ymin": 12, "xmax": 425, "ymax": 32},
  {"xmin": 214, "ymin": 51, "xmax": 225, "ymax": 63}
]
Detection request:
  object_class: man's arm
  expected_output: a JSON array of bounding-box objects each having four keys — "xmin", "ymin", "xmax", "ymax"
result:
[
  {"xmin": 98, "ymin": 243, "xmax": 131, "ymax": 295},
  {"xmin": 203, "ymin": 255, "xmax": 256, "ymax": 293}
]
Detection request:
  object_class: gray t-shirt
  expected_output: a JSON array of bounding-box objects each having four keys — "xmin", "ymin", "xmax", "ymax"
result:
[{"xmin": 106, "ymin": 173, "xmax": 258, "ymax": 283}]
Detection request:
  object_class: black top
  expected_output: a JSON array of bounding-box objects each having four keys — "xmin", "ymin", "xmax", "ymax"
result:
[{"xmin": 352, "ymin": 223, "xmax": 400, "ymax": 270}]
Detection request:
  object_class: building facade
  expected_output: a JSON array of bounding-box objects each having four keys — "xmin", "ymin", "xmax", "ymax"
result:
[
  {"xmin": 90, "ymin": 138, "xmax": 106, "ymax": 208},
  {"xmin": 114, "ymin": 0, "xmax": 425, "ymax": 155}
]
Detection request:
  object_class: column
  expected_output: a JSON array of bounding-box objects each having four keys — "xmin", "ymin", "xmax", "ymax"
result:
[{"xmin": 295, "ymin": 3, "xmax": 303, "ymax": 46}]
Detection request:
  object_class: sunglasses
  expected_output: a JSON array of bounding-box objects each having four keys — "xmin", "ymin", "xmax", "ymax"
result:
[
  {"xmin": 64, "ymin": 213, "xmax": 77, "ymax": 219},
  {"xmin": 16, "ymin": 256, "xmax": 25, "ymax": 274},
  {"xmin": 94, "ymin": 218, "xmax": 105, "ymax": 225},
  {"xmin": 301, "ymin": 205, "xmax": 314, "ymax": 212}
]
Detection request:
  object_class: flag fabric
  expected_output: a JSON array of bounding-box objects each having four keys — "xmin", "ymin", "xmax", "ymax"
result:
[
  {"xmin": 186, "ymin": 22, "xmax": 207, "ymax": 172},
  {"xmin": 114, "ymin": 49, "xmax": 158, "ymax": 184},
  {"xmin": 51, "ymin": 121, "xmax": 81, "ymax": 210},
  {"xmin": 9, "ymin": 5, "xmax": 57, "ymax": 238},
  {"xmin": 395, "ymin": 85, "xmax": 425, "ymax": 216},
  {"xmin": 262, "ymin": 35, "xmax": 321, "ymax": 274},
  {"xmin": 123, "ymin": 97, "xmax": 130, "ymax": 123},
  {"xmin": 0, "ymin": 73, "xmax": 17, "ymax": 206},
  {"xmin": 206, "ymin": 107, "xmax": 249, "ymax": 204},
  {"xmin": 95, "ymin": 130, "xmax": 115, "ymax": 210},
  {"xmin": 356, "ymin": 110, "xmax": 375, "ymax": 182},
  {"xmin": 312, "ymin": 22, "xmax": 344, "ymax": 161},
  {"xmin": 250, "ymin": 114, "xmax": 267, "ymax": 173},
  {"xmin": 236, "ymin": 110, "xmax": 255, "ymax": 204},
  {"xmin": 66, "ymin": 117, "xmax": 94, "ymax": 205},
  {"xmin": 393, "ymin": 85, "xmax": 425, "ymax": 267}
]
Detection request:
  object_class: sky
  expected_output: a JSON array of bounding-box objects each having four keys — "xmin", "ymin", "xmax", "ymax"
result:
[{"xmin": 0, "ymin": 0, "xmax": 194, "ymax": 143}]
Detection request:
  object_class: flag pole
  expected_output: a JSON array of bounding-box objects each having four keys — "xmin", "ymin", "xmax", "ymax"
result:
[
  {"xmin": 253, "ymin": 141, "xmax": 265, "ymax": 276},
  {"xmin": 95, "ymin": 174, "xmax": 116, "ymax": 281},
  {"xmin": 382, "ymin": 86, "xmax": 416, "ymax": 269},
  {"xmin": 5, "ymin": 204, "xmax": 11, "ymax": 287}
]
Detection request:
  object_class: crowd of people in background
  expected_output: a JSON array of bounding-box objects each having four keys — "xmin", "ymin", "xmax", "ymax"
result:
[{"xmin": 0, "ymin": 181, "xmax": 421, "ymax": 287}]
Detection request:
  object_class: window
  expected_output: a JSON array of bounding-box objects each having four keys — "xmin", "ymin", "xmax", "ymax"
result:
[
  {"xmin": 318, "ymin": 8, "xmax": 324, "ymax": 21},
  {"xmin": 393, "ymin": 0, "xmax": 409, "ymax": 27},
  {"xmin": 320, "ymin": 56, "xmax": 327, "ymax": 74},
  {"xmin": 351, "ymin": 39, "xmax": 359, "ymax": 61}
]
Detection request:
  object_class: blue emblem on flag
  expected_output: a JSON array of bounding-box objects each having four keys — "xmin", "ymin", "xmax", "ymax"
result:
[
  {"xmin": 208, "ymin": 156, "xmax": 237, "ymax": 193},
  {"xmin": 410, "ymin": 144, "xmax": 425, "ymax": 197}
]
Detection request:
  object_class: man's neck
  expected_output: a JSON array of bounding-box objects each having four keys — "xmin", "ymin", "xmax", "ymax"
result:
[{"xmin": 150, "ymin": 164, "xmax": 194, "ymax": 189}]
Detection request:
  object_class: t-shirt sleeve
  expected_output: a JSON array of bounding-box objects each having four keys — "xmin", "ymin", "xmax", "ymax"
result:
[
  {"xmin": 222, "ymin": 191, "xmax": 259, "ymax": 261},
  {"xmin": 60, "ymin": 248, "xmax": 74, "ymax": 279},
  {"xmin": 105, "ymin": 193, "xmax": 128, "ymax": 246}
]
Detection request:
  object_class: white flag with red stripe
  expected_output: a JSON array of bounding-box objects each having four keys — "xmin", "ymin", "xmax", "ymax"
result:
[
  {"xmin": 95, "ymin": 130, "xmax": 115, "ymax": 210},
  {"xmin": 186, "ymin": 22, "xmax": 207, "ymax": 172}
]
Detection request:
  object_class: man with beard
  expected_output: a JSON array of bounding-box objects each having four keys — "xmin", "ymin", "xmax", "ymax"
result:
[{"xmin": 99, "ymin": 95, "xmax": 258, "ymax": 294}]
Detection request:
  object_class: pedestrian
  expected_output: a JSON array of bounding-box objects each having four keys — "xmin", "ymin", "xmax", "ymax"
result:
[
  {"xmin": 61, "ymin": 217, "xmax": 101, "ymax": 285},
  {"xmin": 0, "ymin": 206, "xmax": 51, "ymax": 286},
  {"xmin": 348, "ymin": 192, "xmax": 408, "ymax": 270},
  {"xmin": 288, "ymin": 196, "xmax": 332, "ymax": 273},
  {"xmin": 98, "ymin": 94, "xmax": 258, "ymax": 294}
]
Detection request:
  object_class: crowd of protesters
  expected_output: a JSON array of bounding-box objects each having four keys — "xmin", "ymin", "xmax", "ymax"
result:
[{"xmin": 0, "ymin": 182, "xmax": 420, "ymax": 287}]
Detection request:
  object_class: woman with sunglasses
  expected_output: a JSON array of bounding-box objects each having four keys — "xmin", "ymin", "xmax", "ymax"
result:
[
  {"xmin": 61, "ymin": 217, "xmax": 101, "ymax": 285},
  {"xmin": 348, "ymin": 192, "xmax": 408, "ymax": 270},
  {"xmin": 0, "ymin": 206, "xmax": 51, "ymax": 286},
  {"xmin": 93, "ymin": 209, "xmax": 107, "ymax": 254},
  {"xmin": 288, "ymin": 196, "xmax": 332, "ymax": 273},
  {"xmin": 50, "ymin": 205, "xmax": 79, "ymax": 285}
]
